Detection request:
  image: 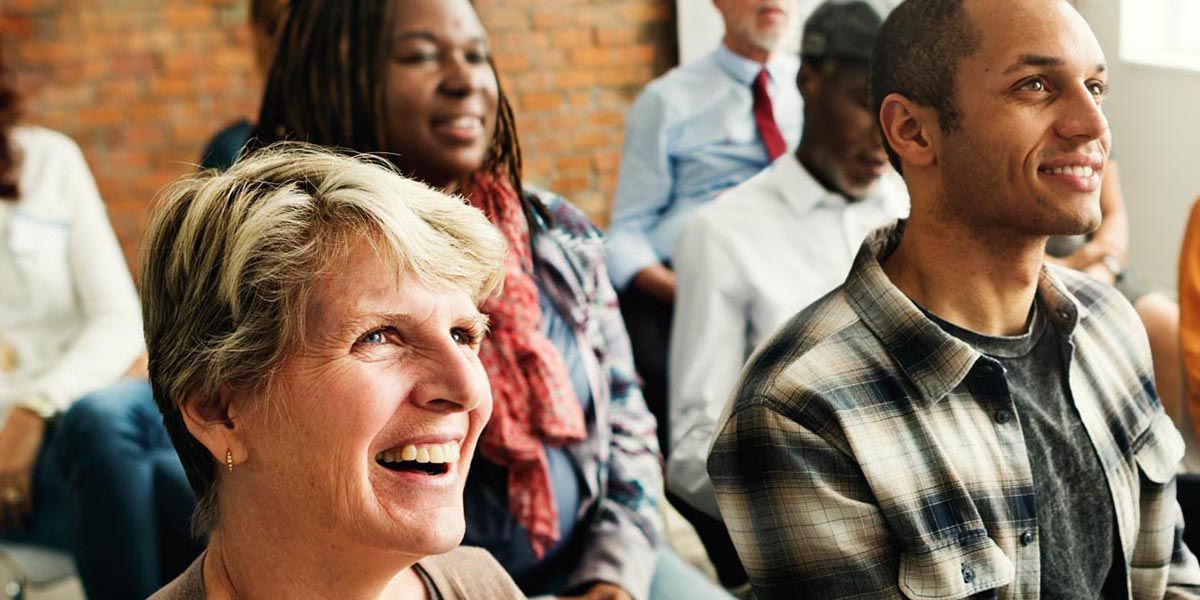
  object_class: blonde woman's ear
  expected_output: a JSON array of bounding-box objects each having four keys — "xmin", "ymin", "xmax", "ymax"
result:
[{"xmin": 180, "ymin": 386, "xmax": 247, "ymax": 471}]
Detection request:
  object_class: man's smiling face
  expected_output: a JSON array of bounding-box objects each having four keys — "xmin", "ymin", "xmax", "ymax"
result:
[{"xmin": 936, "ymin": 0, "xmax": 1111, "ymax": 237}]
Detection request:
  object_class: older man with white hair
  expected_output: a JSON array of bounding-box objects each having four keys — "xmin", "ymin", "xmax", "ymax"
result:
[{"xmin": 606, "ymin": 0, "xmax": 803, "ymax": 485}]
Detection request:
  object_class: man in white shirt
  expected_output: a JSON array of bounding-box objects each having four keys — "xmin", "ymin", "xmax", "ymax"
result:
[{"xmin": 665, "ymin": 0, "xmax": 907, "ymax": 584}]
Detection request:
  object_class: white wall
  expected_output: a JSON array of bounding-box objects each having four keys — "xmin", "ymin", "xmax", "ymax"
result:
[
  {"xmin": 1075, "ymin": 0, "xmax": 1200, "ymax": 290},
  {"xmin": 677, "ymin": 1, "xmax": 724, "ymax": 64}
]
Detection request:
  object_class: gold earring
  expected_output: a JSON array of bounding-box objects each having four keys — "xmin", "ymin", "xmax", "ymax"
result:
[{"xmin": 226, "ymin": 449, "xmax": 234, "ymax": 473}]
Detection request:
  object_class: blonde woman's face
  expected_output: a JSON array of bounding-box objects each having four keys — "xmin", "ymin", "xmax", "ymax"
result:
[{"xmin": 236, "ymin": 237, "xmax": 493, "ymax": 560}]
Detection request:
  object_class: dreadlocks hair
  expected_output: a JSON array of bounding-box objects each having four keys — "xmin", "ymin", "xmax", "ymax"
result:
[
  {"xmin": 250, "ymin": 0, "xmax": 290, "ymax": 38},
  {"xmin": 0, "ymin": 55, "xmax": 20, "ymax": 201},
  {"xmin": 249, "ymin": 0, "xmax": 548, "ymax": 225},
  {"xmin": 870, "ymin": 0, "xmax": 981, "ymax": 173}
]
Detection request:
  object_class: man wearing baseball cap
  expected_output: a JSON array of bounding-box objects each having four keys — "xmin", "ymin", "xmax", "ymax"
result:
[{"xmin": 667, "ymin": 0, "xmax": 905, "ymax": 589}]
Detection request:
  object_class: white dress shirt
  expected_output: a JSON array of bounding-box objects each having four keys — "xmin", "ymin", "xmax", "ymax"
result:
[
  {"xmin": 0, "ymin": 125, "xmax": 143, "ymax": 422},
  {"xmin": 666, "ymin": 153, "xmax": 909, "ymax": 517}
]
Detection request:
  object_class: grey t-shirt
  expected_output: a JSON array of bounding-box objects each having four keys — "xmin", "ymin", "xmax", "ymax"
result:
[{"xmin": 925, "ymin": 302, "xmax": 1123, "ymax": 598}]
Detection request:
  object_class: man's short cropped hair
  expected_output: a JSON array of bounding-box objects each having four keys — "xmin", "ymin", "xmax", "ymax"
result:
[{"xmin": 870, "ymin": 0, "xmax": 981, "ymax": 172}]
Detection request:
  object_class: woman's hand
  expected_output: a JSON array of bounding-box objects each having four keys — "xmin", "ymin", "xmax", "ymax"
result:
[
  {"xmin": 0, "ymin": 407, "xmax": 45, "ymax": 532},
  {"xmin": 559, "ymin": 582, "xmax": 633, "ymax": 600}
]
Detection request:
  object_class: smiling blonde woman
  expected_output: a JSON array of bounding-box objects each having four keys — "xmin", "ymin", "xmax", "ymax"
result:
[{"xmin": 144, "ymin": 143, "xmax": 523, "ymax": 599}]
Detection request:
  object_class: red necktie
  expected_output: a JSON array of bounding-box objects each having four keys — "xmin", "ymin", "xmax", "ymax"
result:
[{"xmin": 752, "ymin": 69, "xmax": 786, "ymax": 161}]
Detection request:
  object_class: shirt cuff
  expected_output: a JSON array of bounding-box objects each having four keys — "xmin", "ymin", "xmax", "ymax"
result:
[
  {"xmin": 605, "ymin": 232, "xmax": 662, "ymax": 291},
  {"xmin": 16, "ymin": 391, "xmax": 57, "ymax": 420},
  {"xmin": 666, "ymin": 428, "xmax": 722, "ymax": 519}
]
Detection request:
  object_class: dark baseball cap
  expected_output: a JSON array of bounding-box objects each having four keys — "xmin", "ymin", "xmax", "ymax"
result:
[{"xmin": 800, "ymin": 0, "xmax": 887, "ymax": 64}]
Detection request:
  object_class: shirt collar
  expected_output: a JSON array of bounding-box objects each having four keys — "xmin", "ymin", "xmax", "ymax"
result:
[
  {"xmin": 713, "ymin": 43, "xmax": 794, "ymax": 87},
  {"xmin": 772, "ymin": 153, "xmax": 849, "ymax": 217},
  {"xmin": 843, "ymin": 221, "xmax": 1090, "ymax": 404}
]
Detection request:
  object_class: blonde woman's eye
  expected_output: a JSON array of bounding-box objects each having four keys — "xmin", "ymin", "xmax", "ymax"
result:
[
  {"xmin": 451, "ymin": 327, "xmax": 482, "ymax": 346},
  {"xmin": 357, "ymin": 329, "xmax": 389, "ymax": 345}
]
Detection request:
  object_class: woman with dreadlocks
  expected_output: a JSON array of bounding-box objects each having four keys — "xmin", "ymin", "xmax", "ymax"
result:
[
  {"xmin": 0, "ymin": 55, "xmax": 143, "ymax": 561},
  {"xmin": 247, "ymin": 1, "xmax": 730, "ymax": 599}
]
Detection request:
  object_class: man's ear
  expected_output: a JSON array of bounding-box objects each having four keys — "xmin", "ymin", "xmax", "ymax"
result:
[
  {"xmin": 180, "ymin": 385, "xmax": 248, "ymax": 469},
  {"xmin": 879, "ymin": 93, "xmax": 939, "ymax": 169}
]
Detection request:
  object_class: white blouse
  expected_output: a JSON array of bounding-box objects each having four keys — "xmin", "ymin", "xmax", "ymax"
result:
[{"xmin": 0, "ymin": 125, "xmax": 143, "ymax": 422}]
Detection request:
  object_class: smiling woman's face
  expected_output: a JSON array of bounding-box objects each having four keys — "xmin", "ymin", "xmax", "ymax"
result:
[
  {"xmin": 235, "ymin": 236, "xmax": 493, "ymax": 559},
  {"xmin": 384, "ymin": 0, "xmax": 499, "ymax": 188}
]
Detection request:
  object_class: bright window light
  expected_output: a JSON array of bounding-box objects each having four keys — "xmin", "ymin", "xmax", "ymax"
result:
[{"xmin": 1120, "ymin": 0, "xmax": 1200, "ymax": 72}]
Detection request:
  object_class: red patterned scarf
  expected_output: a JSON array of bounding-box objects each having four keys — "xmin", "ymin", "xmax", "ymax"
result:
[{"xmin": 466, "ymin": 173, "xmax": 586, "ymax": 558}]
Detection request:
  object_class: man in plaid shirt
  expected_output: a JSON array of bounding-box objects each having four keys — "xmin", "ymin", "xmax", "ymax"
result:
[{"xmin": 707, "ymin": 0, "xmax": 1200, "ymax": 598}]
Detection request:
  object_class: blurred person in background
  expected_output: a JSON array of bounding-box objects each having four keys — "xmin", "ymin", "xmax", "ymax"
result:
[
  {"xmin": 1176, "ymin": 197, "xmax": 1200, "ymax": 553},
  {"xmin": 196, "ymin": 0, "xmax": 290, "ymax": 171},
  {"xmin": 52, "ymin": 4, "xmax": 292, "ymax": 597},
  {"xmin": 667, "ymin": 1, "xmax": 906, "ymax": 589},
  {"xmin": 604, "ymin": 0, "xmax": 803, "ymax": 453},
  {"xmin": 0, "ymin": 56, "xmax": 144, "ymax": 559},
  {"xmin": 143, "ymin": 144, "xmax": 522, "ymax": 600},
  {"xmin": 1183, "ymin": 201, "xmax": 1200, "ymax": 437}
]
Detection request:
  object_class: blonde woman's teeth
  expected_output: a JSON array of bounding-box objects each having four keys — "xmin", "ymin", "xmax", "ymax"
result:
[{"xmin": 376, "ymin": 442, "xmax": 461, "ymax": 465}]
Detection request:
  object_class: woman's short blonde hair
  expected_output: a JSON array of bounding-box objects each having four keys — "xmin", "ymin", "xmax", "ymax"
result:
[{"xmin": 141, "ymin": 143, "xmax": 506, "ymax": 533}]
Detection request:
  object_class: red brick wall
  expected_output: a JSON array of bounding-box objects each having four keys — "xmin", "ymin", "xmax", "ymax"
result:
[{"xmin": 0, "ymin": 0, "xmax": 676, "ymax": 273}]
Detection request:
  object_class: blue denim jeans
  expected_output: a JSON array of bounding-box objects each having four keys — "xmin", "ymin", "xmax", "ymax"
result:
[
  {"xmin": 648, "ymin": 548, "xmax": 735, "ymax": 600},
  {"xmin": 57, "ymin": 379, "xmax": 202, "ymax": 600}
]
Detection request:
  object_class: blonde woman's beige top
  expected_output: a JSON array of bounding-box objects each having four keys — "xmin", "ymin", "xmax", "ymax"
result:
[{"xmin": 149, "ymin": 546, "xmax": 526, "ymax": 599}]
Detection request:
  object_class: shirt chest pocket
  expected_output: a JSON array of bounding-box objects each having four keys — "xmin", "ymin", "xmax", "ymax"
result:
[
  {"xmin": 1126, "ymin": 412, "xmax": 1184, "ymax": 573},
  {"xmin": 900, "ymin": 534, "xmax": 1014, "ymax": 599},
  {"xmin": 1132, "ymin": 413, "xmax": 1184, "ymax": 485},
  {"xmin": 7, "ymin": 213, "xmax": 73, "ymax": 302}
]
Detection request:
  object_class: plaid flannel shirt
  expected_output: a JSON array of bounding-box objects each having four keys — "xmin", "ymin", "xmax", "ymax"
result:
[{"xmin": 708, "ymin": 222, "xmax": 1200, "ymax": 599}]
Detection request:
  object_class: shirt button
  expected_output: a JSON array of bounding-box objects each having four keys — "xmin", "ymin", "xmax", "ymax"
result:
[
  {"xmin": 1057, "ymin": 308, "xmax": 1072, "ymax": 321},
  {"xmin": 962, "ymin": 564, "xmax": 976, "ymax": 584},
  {"xmin": 995, "ymin": 410, "xmax": 1012, "ymax": 424},
  {"xmin": 1021, "ymin": 530, "xmax": 1035, "ymax": 545}
]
